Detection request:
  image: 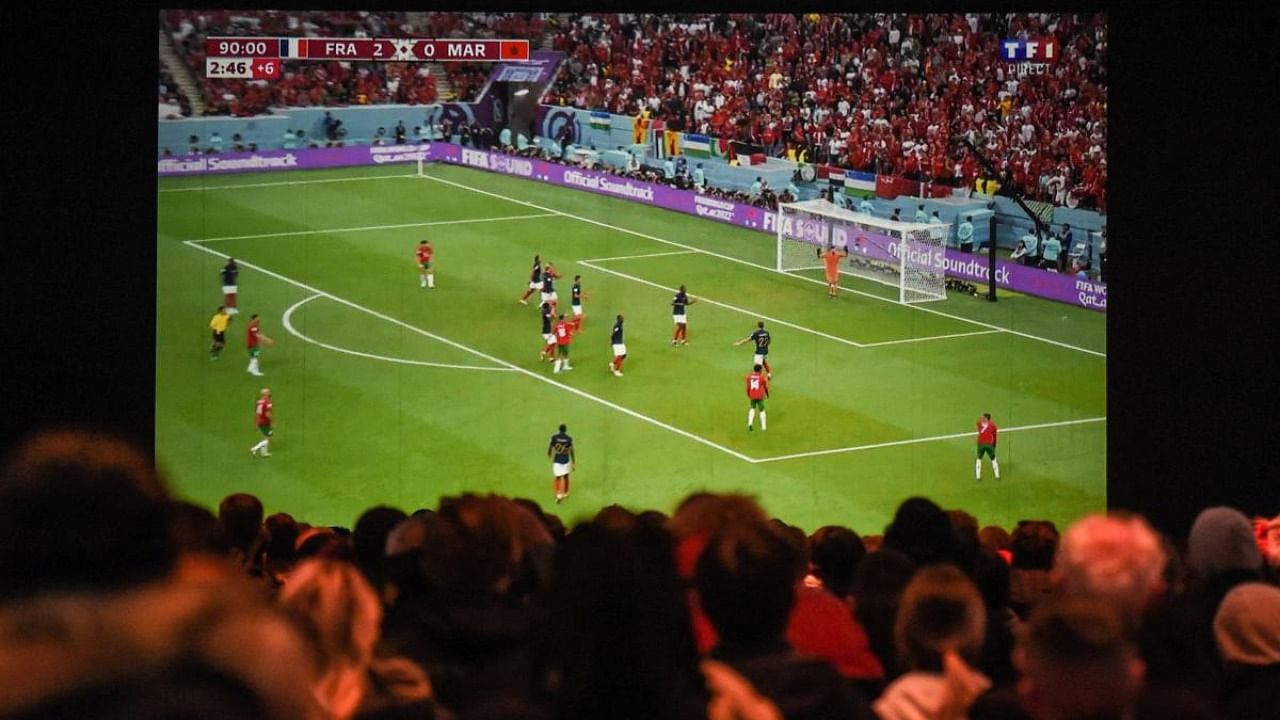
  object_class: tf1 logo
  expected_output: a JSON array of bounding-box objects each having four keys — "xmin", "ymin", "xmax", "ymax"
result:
[{"xmin": 1000, "ymin": 38, "xmax": 1060, "ymax": 62}]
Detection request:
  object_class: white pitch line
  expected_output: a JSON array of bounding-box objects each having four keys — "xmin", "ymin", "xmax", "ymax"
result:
[
  {"xmin": 753, "ymin": 416, "xmax": 1107, "ymax": 464},
  {"xmin": 579, "ymin": 250, "xmax": 697, "ymax": 263},
  {"xmin": 415, "ymin": 171, "xmax": 1106, "ymax": 358},
  {"xmin": 859, "ymin": 329, "xmax": 1004, "ymax": 347},
  {"xmin": 190, "ymin": 213, "xmax": 559, "ymax": 243},
  {"xmin": 183, "ymin": 240, "xmax": 754, "ymax": 463},
  {"xmin": 579, "ymin": 260, "xmax": 868, "ymax": 349},
  {"xmin": 158, "ymin": 173, "xmax": 414, "ymax": 193},
  {"xmin": 282, "ymin": 294, "xmax": 517, "ymax": 372}
]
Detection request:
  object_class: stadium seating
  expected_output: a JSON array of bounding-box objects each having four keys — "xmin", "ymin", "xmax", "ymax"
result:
[{"xmin": 541, "ymin": 13, "xmax": 1107, "ymax": 210}]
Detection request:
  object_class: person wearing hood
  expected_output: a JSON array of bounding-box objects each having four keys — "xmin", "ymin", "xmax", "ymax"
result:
[
  {"xmin": 1213, "ymin": 582, "xmax": 1280, "ymax": 720},
  {"xmin": 1140, "ymin": 506, "xmax": 1263, "ymax": 701}
]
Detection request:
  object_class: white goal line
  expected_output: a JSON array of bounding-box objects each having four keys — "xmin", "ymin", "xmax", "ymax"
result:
[{"xmin": 189, "ymin": 213, "xmax": 560, "ymax": 244}]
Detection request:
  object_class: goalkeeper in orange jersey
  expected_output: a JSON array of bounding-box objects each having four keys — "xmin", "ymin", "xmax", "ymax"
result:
[{"xmin": 819, "ymin": 242, "xmax": 848, "ymax": 297}]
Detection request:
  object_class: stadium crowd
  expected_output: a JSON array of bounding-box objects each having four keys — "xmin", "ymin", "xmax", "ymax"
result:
[
  {"xmin": 160, "ymin": 12, "xmax": 1105, "ymax": 210},
  {"xmin": 2, "ymin": 430, "xmax": 1276, "ymax": 719},
  {"xmin": 543, "ymin": 13, "xmax": 1106, "ymax": 209}
]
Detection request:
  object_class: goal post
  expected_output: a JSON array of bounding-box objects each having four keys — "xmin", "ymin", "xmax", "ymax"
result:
[{"xmin": 775, "ymin": 199, "xmax": 950, "ymax": 304}]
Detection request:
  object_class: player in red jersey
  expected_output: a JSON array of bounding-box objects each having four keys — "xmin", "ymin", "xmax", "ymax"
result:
[
  {"xmin": 416, "ymin": 239, "xmax": 435, "ymax": 288},
  {"xmin": 746, "ymin": 364, "xmax": 770, "ymax": 431},
  {"xmin": 976, "ymin": 413, "xmax": 1001, "ymax": 480},
  {"xmin": 552, "ymin": 313, "xmax": 574, "ymax": 374},
  {"xmin": 246, "ymin": 313, "xmax": 273, "ymax": 377},
  {"xmin": 250, "ymin": 388, "xmax": 273, "ymax": 457}
]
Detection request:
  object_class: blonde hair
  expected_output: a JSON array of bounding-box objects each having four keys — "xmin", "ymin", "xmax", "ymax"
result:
[
  {"xmin": 278, "ymin": 559, "xmax": 383, "ymax": 720},
  {"xmin": 1054, "ymin": 513, "xmax": 1167, "ymax": 631},
  {"xmin": 894, "ymin": 564, "xmax": 987, "ymax": 671}
]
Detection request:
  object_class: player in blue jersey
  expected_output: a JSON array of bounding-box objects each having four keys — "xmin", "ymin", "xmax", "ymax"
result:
[
  {"xmin": 518, "ymin": 254, "xmax": 542, "ymax": 304},
  {"xmin": 221, "ymin": 258, "xmax": 240, "ymax": 315},
  {"xmin": 570, "ymin": 274, "xmax": 589, "ymax": 332},
  {"xmin": 541, "ymin": 261, "xmax": 562, "ymax": 313},
  {"xmin": 548, "ymin": 423, "xmax": 576, "ymax": 503},
  {"xmin": 538, "ymin": 301, "xmax": 556, "ymax": 361},
  {"xmin": 733, "ymin": 321, "xmax": 772, "ymax": 379},
  {"xmin": 671, "ymin": 285, "xmax": 698, "ymax": 345},
  {"xmin": 609, "ymin": 314, "xmax": 626, "ymax": 376}
]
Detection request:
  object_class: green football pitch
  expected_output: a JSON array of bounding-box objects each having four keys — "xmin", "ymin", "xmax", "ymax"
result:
[{"xmin": 156, "ymin": 162, "xmax": 1106, "ymax": 534}]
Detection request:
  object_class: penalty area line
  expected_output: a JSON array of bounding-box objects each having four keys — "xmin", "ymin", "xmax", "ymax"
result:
[
  {"xmin": 751, "ymin": 416, "xmax": 1107, "ymax": 464},
  {"xmin": 282, "ymin": 295, "xmax": 517, "ymax": 373},
  {"xmin": 182, "ymin": 240, "xmax": 754, "ymax": 464}
]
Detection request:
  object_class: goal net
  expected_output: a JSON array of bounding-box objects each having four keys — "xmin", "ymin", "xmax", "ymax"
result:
[{"xmin": 775, "ymin": 199, "xmax": 950, "ymax": 304}]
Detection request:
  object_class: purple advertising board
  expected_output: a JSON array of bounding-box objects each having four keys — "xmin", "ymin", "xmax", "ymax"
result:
[
  {"xmin": 156, "ymin": 141, "xmax": 1105, "ymax": 312},
  {"xmin": 157, "ymin": 144, "xmax": 427, "ymax": 176}
]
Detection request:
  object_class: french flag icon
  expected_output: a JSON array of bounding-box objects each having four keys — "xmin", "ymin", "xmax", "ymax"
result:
[{"xmin": 280, "ymin": 38, "xmax": 308, "ymax": 58}]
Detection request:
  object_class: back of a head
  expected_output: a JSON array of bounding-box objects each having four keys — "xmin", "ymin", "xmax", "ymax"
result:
[
  {"xmin": 1017, "ymin": 596, "xmax": 1143, "ymax": 720},
  {"xmin": 947, "ymin": 509, "xmax": 980, "ymax": 570},
  {"xmin": 884, "ymin": 497, "xmax": 957, "ymax": 567},
  {"xmin": 0, "ymin": 429, "xmax": 174, "ymax": 600},
  {"xmin": 549, "ymin": 521, "xmax": 703, "ymax": 720},
  {"xmin": 594, "ymin": 504, "xmax": 639, "ymax": 530},
  {"xmin": 696, "ymin": 520, "xmax": 800, "ymax": 651},
  {"xmin": 418, "ymin": 494, "xmax": 529, "ymax": 601},
  {"xmin": 670, "ymin": 492, "xmax": 768, "ymax": 540},
  {"xmin": 218, "ymin": 493, "xmax": 264, "ymax": 553},
  {"xmin": 809, "ymin": 525, "xmax": 866, "ymax": 598},
  {"xmin": 167, "ymin": 500, "xmax": 230, "ymax": 557},
  {"xmin": 263, "ymin": 513, "xmax": 299, "ymax": 568},
  {"xmin": 1213, "ymin": 581, "xmax": 1280, "ymax": 668},
  {"xmin": 1054, "ymin": 514, "xmax": 1167, "ymax": 632},
  {"xmin": 894, "ymin": 564, "xmax": 987, "ymax": 672},
  {"xmin": 277, "ymin": 558, "xmax": 382, "ymax": 672},
  {"xmin": 1010, "ymin": 521, "xmax": 1059, "ymax": 570},
  {"xmin": 352, "ymin": 505, "xmax": 408, "ymax": 580},
  {"xmin": 978, "ymin": 526, "xmax": 1011, "ymax": 556},
  {"xmin": 1187, "ymin": 506, "xmax": 1262, "ymax": 581}
]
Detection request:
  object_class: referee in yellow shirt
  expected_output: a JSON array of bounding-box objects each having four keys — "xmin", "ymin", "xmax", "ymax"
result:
[{"xmin": 209, "ymin": 306, "xmax": 232, "ymax": 359}]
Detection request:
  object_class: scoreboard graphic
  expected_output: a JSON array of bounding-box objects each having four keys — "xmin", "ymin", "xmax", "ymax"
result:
[{"xmin": 204, "ymin": 37, "xmax": 530, "ymax": 79}]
